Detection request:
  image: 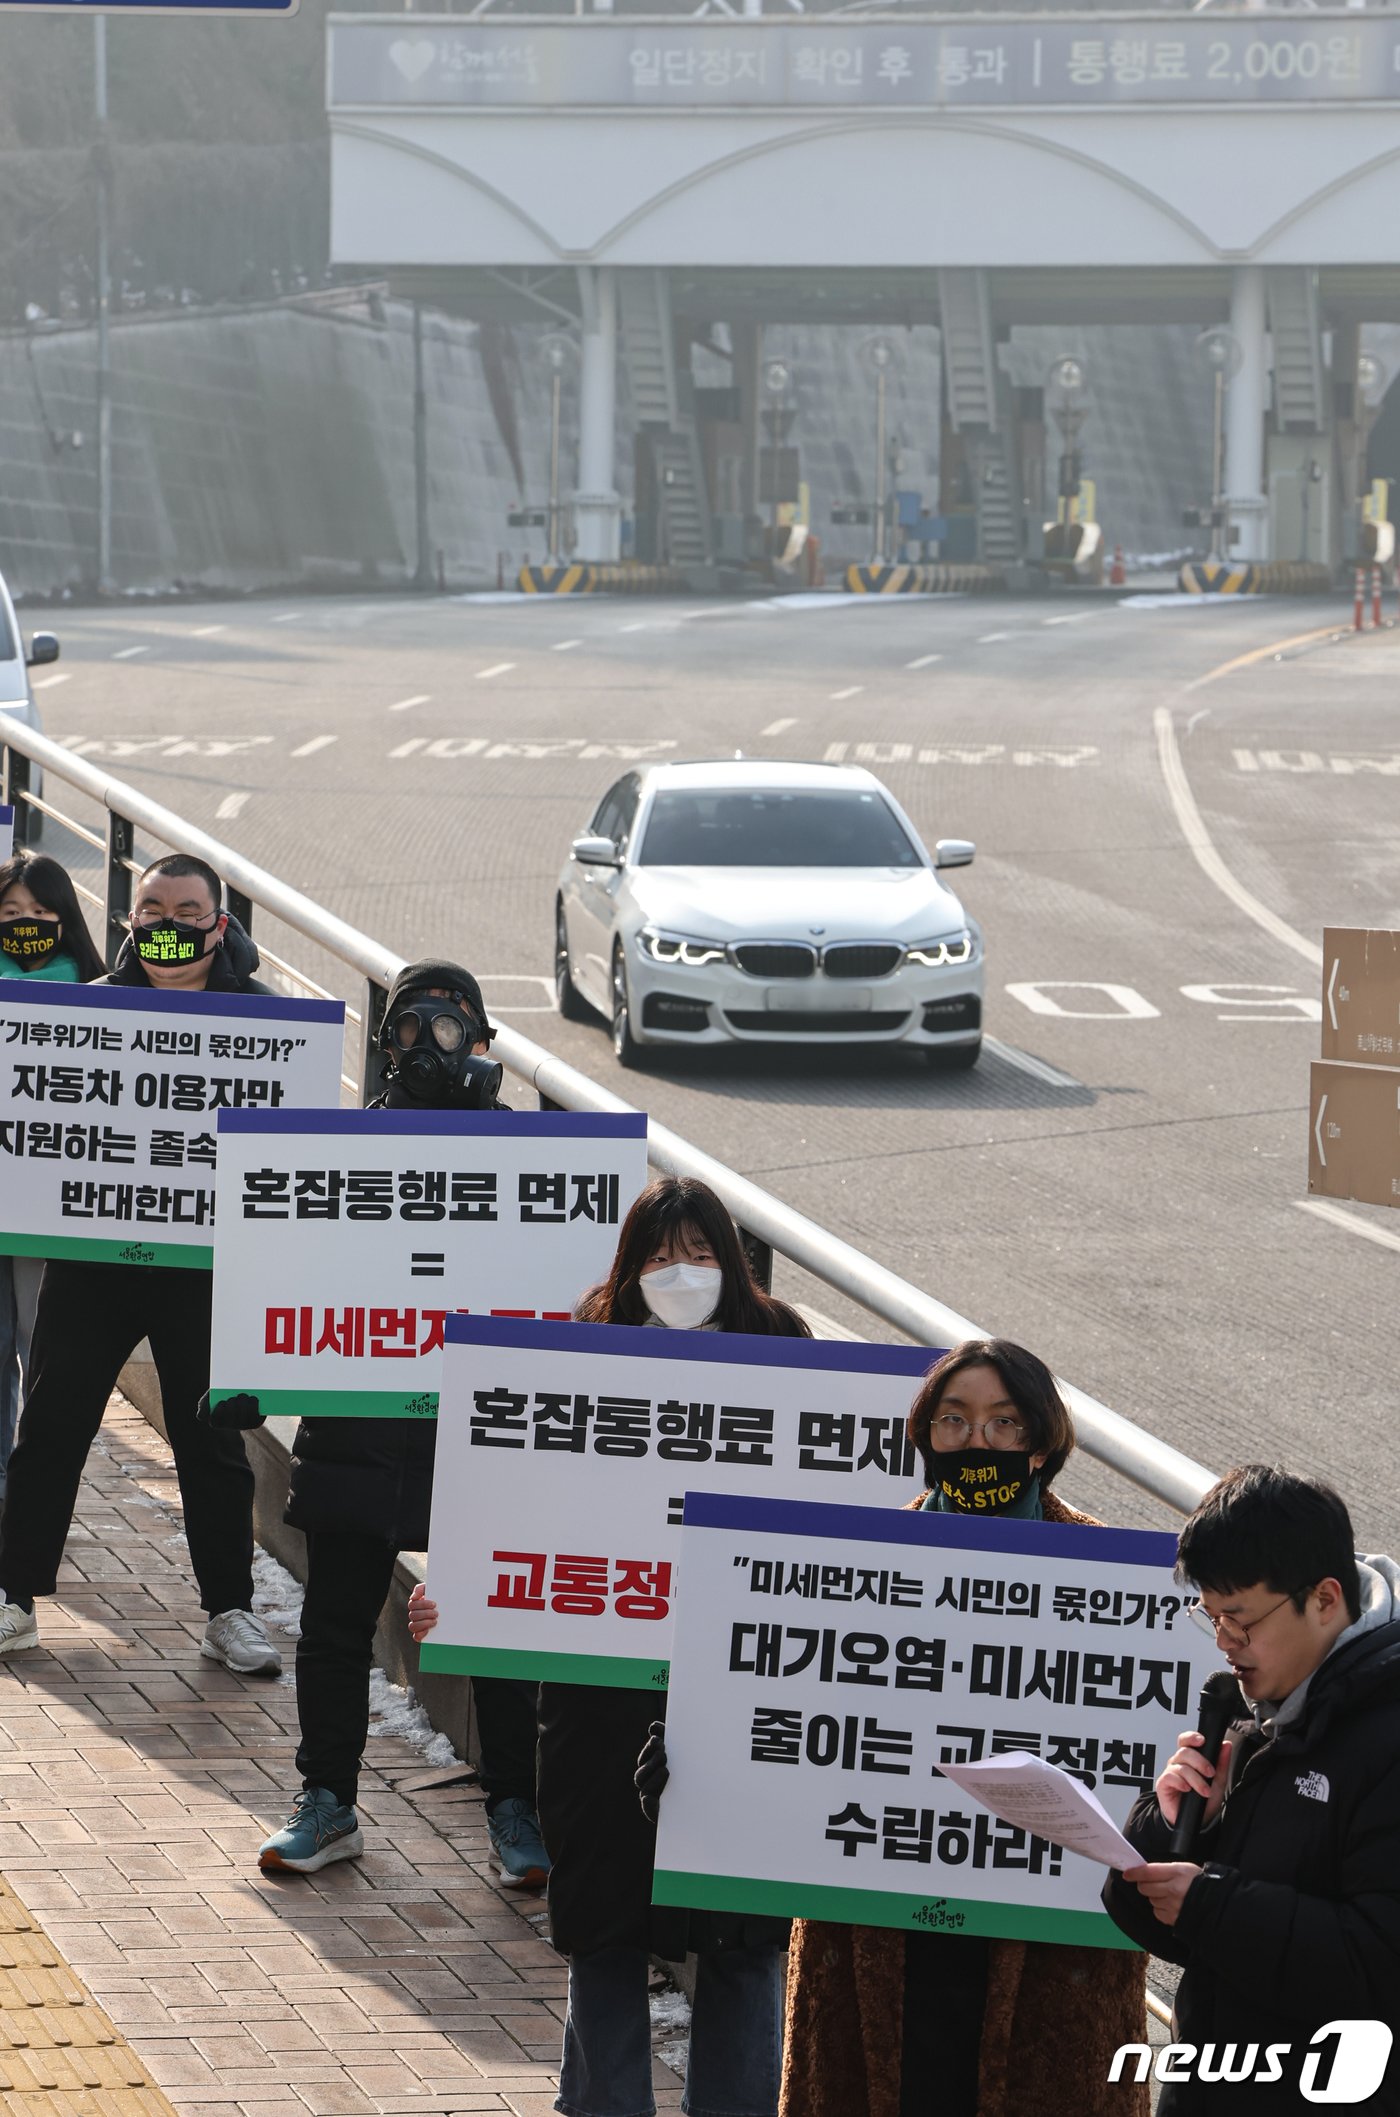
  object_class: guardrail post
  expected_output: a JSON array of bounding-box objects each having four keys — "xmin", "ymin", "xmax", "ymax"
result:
[
  {"xmin": 226, "ymin": 887, "xmax": 254, "ymax": 938},
  {"xmin": 104, "ymin": 808, "xmax": 134, "ymax": 969},
  {"xmin": 2, "ymin": 741, "xmax": 31, "ymax": 848},
  {"xmin": 360, "ymin": 978, "xmax": 388, "ymax": 1106},
  {"xmin": 738, "ymin": 1224, "xmax": 774, "ymax": 1294}
]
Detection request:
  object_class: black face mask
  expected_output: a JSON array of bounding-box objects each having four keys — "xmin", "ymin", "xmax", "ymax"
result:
[
  {"xmin": 0, "ymin": 917, "xmax": 60, "ymax": 969},
  {"xmin": 927, "ymin": 1449, "xmax": 1038, "ymax": 1516},
  {"xmin": 131, "ymin": 918, "xmax": 216, "ymax": 969},
  {"xmin": 382, "ymin": 999, "xmax": 503, "ymax": 1109}
]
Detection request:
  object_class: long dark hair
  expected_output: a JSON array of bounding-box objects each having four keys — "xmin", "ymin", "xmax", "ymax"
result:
[
  {"xmin": 0, "ymin": 853, "xmax": 105, "ymax": 981},
  {"xmin": 577, "ymin": 1176, "xmax": 811, "ymax": 1338},
  {"xmin": 906, "ymin": 1338, "xmax": 1075, "ymax": 1492}
]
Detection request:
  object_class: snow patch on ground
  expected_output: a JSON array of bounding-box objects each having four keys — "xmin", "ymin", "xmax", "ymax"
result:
[{"xmin": 650, "ymin": 1981, "xmax": 693, "ymax": 2078}]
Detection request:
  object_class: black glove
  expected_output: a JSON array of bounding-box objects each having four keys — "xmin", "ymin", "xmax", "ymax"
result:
[
  {"xmin": 634, "ymin": 1721, "xmax": 669, "ymax": 1821},
  {"xmin": 197, "ymin": 1390, "xmax": 265, "ymax": 1431}
]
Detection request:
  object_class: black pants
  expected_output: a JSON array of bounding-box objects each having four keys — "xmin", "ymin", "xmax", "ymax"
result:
[
  {"xmin": 295, "ymin": 1528, "xmax": 541, "ymax": 1813},
  {"xmin": 899, "ymin": 1929, "xmax": 989, "ymax": 2117},
  {"xmin": 0, "ymin": 1259, "xmax": 254, "ymax": 1615}
]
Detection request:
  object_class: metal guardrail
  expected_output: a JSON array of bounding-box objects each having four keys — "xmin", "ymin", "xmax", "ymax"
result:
[{"xmin": 1, "ymin": 706, "xmax": 1216, "ymax": 1515}]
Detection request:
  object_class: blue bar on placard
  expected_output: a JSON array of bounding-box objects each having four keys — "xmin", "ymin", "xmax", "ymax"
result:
[
  {"xmin": 216, "ymin": 1109, "xmax": 648, "ymax": 1138},
  {"xmin": 444, "ymin": 1312, "xmax": 940, "ymax": 1378},
  {"xmin": 678, "ymin": 1489, "xmax": 1178, "ymax": 1570},
  {"xmin": 0, "ymin": 981, "xmax": 341, "ymax": 1022}
]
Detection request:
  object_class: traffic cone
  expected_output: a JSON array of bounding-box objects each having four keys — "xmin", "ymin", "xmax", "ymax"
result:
[{"xmin": 1109, "ymin": 545, "xmax": 1126, "ymax": 586}]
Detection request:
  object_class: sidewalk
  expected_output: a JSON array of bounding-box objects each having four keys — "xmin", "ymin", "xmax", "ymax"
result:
[{"xmin": 0, "ymin": 1396, "xmax": 687, "ymax": 2117}]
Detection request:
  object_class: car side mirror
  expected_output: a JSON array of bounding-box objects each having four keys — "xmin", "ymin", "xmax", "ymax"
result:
[
  {"xmin": 25, "ymin": 632, "xmax": 59, "ymax": 669},
  {"xmin": 571, "ymin": 833, "xmax": 621, "ymax": 868},
  {"xmin": 934, "ymin": 839, "xmax": 975, "ymax": 870}
]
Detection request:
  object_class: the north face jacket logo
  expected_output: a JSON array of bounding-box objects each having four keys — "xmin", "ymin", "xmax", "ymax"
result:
[{"xmin": 1294, "ymin": 1770, "xmax": 1330, "ymax": 1802}]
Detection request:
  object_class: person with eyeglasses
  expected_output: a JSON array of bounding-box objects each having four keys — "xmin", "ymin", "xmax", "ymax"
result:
[
  {"xmin": 0, "ymin": 853, "xmax": 282, "ymax": 1674},
  {"xmin": 1102, "ymin": 1463, "xmax": 1400, "ymax": 2112},
  {"xmin": 780, "ymin": 1339, "xmax": 1150, "ymax": 2117}
]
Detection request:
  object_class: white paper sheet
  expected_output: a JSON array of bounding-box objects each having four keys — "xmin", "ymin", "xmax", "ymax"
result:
[{"xmin": 935, "ymin": 1751, "xmax": 1142, "ymax": 1869}]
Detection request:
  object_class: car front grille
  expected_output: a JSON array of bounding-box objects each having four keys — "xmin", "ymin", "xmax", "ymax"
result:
[
  {"xmin": 822, "ymin": 943, "xmax": 904, "ymax": 981},
  {"xmin": 731, "ymin": 943, "xmax": 817, "ymax": 979},
  {"xmin": 723, "ymin": 1010, "xmax": 912, "ymax": 1035}
]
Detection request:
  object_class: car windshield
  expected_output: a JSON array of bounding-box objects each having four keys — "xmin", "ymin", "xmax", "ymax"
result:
[{"xmin": 637, "ymin": 788, "xmax": 921, "ymax": 868}]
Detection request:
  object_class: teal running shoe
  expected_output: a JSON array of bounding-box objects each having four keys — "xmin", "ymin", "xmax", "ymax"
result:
[
  {"xmin": 487, "ymin": 1797, "xmax": 550, "ymax": 1889},
  {"xmin": 259, "ymin": 1786, "xmax": 363, "ymax": 1875}
]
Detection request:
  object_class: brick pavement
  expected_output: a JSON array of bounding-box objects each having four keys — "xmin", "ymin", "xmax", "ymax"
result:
[{"xmin": 0, "ymin": 1396, "xmax": 687, "ymax": 2117}]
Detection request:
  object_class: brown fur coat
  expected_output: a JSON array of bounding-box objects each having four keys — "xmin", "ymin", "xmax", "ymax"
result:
[{"xmin": 778, "ymin": 1490, "xmax": 1151, "ymax": 2117}]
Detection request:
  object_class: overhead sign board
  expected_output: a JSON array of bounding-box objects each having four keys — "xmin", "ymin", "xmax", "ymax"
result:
[
  {"xmin": 1321, "ymin": 927, "xmax": 1400, "ymax": 1068},
  {"xmin": 1308, "ymin": 1060, "xmax": 1400, "ymax": 1211},
  {"xmin": 331, "ymin": 15, "xmax": 1400, "ymax": 114}
]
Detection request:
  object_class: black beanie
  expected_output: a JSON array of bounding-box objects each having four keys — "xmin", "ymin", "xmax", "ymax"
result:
[{"xmin": 382, "ymin": 960, "xmax": 492, "ymax": 1040}]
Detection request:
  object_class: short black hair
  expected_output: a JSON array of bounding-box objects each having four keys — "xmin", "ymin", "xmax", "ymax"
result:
[
  {"xmin": 1177, "ymin": 1464, "xmax": 1361, "ymax": 1623},
  {"xmin": 136, "ymin": 853, "xmax": 222, "ymax": 913},
  {"xmin": 907, "ymin": 1339, "xmax": 1076, "ymax": 1493}
]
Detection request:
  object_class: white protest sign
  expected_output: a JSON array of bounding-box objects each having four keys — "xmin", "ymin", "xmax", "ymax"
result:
[
  {"xmin": 0, "ymin": 981, "xmax": 344, "ymax": 1269},
  {"xmin": 421, "ymin": 1320, "xmax": 939, "ymax": 1690},
  {"xmin": 0, "ymin": 806, "xmax": 13, "ymax": 862},
  {"xmin": 209, "ymin": 1111, "xmax": 648, "ymax": 1418},
  {"xmin": 653, "ymin": 1492, "xmax": 1220, "ymax": 1948}
]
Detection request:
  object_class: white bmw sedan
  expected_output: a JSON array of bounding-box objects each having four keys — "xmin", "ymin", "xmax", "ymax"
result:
[{"xmin": 554, "ymin": 760, "xmax": 984, "ymax": 1068}]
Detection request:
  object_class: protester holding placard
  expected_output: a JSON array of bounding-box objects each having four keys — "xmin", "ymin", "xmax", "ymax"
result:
[
  {"xmin": 0, "ymin": 853, "xmax": 282, "ymax": 1673},
  {"xmin": 214, "ymin": 961, "xmax": 547, "ymax": 1886},
  {"xmin": 409, "ymin": 1174, "xmax": 809, "ymax": 2117},
  {"xmin": 0, "ymin": 853, "xmax": 105, "ymax": 1490},
  {"xmin": 779, "ymin": 1340, "xmax": 1149, "ymax": 2117}
]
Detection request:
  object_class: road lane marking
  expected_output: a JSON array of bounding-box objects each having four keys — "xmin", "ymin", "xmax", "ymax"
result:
[
  {"xmin": 191, "ymin": 624, "xmax": 226, "ymax": 637},
  {"xmin": 32, "ymin": 672, "xmax": 70, "ymax": 689},
  {"xmin": 270, "ymin": 611, "xmax": 304, "ymax": 623},
  {"xmin": 1153, "ymin": 706, "xmax": 1321, "ymax": 970},
  {"xmin": 830, "ymin": 686, "xmax": 864, "ymax": 701},
  {"xmin": 290, "ymin": 735, "xmax": 338, "ymax": 758},
  {"xmin": 1294, "ymin": 1198, "xmax": 1400, "ymax": 1256},
  {"xmin": 552, "ymin": 639, "xmax": 582, "ymax": 652},
  {"xmin": 390, "ymin": 738, "xmax": 426, "ymax": 758},
  {"xmin": 985, "ymin": 1037, "xmax": 1082, "ymax": 1088},
  {"xmin": 1043, "ymin": 613, "xmax": 1097, "ymax": 626},
  {"xmin": 215, "ymin": 792, "xmax": 249, "ymax": 820},
  {"xmin": 905, "ymin": 654, "xmax": 942, "ymax": 669},
  {"xmin": 762, "ymin": 718, "xmax": 798, "ymax": 736},
  {"xmin": 977, "ymin": 632, "xmax": 1012, "ymax": 643},
  {"xmin": 476, "ymin": 662, "xmax": 516, "ymax": 679},
  {"xmin": 113, "ymin": 644, "xmax": 150, "ymax": 660},
  {"xmin": 389, "ymin": 694, "xmax": 431, "ymax": 714},
  {"xmin": 619, "ymin": 622, "xmax": 649, "ymax": 634},
  {"xmin": 1183, "ymin": 622, "xmax": 1345, "ymax": 694},
  {"xmin": 1007, "ymin": 981, "xmax": 1159, "ymax": 1020}
]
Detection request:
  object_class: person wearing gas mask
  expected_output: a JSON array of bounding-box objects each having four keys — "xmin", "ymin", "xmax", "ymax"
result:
[
  {"xmin": 778, "ymin": 1338, "xmax": 1150, "ymax": 2117},
  {"xmin": 0, "ymin": 853, "xmax": 280, "ymax": 1676},
  {"xmin": 217, "ymin": 961, "xmax": 547, "ymax": 1886}
]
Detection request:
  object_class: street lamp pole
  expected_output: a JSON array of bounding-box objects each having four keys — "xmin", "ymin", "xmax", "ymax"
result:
[
  {"xmin": 547, "ymin": 341, "xmax": 566, "ymax": 564},
  {"xmin": 94, "ymin": 14, "xmax": 112, "ymax": 595},
  {"xmin": 869, "ymin": 340, "xmax": 891, "ymax": 564}
]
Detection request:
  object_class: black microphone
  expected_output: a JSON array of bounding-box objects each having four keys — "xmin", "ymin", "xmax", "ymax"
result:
[{"xmin": 1168, "ymin": 1669, "xmax": 1245, "ymax": 1859}]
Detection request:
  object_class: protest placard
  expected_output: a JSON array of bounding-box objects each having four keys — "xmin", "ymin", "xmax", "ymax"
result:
[
  {"xmin": 0, "ymin": 806, "xmax": 12, "ymax": 861},
  {"xmin": 420, "ymin": 1319, "xmax": 940, "ymax": 1689},
  {"xmin": 0, "ymin": 981, "xmax": 344, "ymax": 1268},
  {"xmin": 652, "ymin": 1491, "xmax": 1220, "ymax": 1946},
  {"xmin": 208, "ymin": 1110, "xmax": 648, "ymax": 1418}
]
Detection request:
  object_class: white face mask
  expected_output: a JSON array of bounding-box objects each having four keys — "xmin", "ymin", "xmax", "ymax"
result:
[{"xmin": 640, "ymin": 1261, "xmax": 723, "ymax": 1330}]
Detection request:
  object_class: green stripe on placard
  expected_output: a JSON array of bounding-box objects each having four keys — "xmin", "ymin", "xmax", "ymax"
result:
[
  {"xmin": 0, "ymin": 1231, "xmax": 210, "ymax": 1270},
  {"xmin": 418, "ymin": 1642, "xmax": 670, "ymax": 1691},
  {"xmin": 650, "ymin": 1870, "xmax": 1137, "ymax": 1950},
  {"xmin": 207, "ymin": 1388, "xmax": 440, "ymax": 1420}
]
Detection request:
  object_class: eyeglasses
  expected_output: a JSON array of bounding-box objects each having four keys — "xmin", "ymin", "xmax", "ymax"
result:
[
  {"xmin": 1187, "ymin": 1590, "xmax": 1303, "ymax": 1650},
  {"xmin": 930, "ymin": 1413, "xmax": 1028, "ymax": 1449}
]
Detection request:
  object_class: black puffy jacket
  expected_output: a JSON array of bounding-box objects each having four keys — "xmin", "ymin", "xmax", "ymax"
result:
[
  {"xmin": 283, "ymin": 1090, "xmax": 508, "ymax": 1553},
  {"xmin": 1102, "ymin": 1616, "xmax": 1400, "ymax": 2112}
]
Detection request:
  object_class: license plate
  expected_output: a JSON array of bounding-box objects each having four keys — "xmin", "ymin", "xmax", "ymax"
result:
[{"xmin": 766, "ymin": 984, "xmax": 873, "ymax": 1013}]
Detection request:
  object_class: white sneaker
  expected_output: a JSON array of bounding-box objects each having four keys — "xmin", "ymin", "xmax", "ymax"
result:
[
  {"xmin": 201, "ymin": 1608, "xmax": 282, "ymax": 1677},
  {"xmin": 0, "ymin": 1598, "xmax": 38, "ymax": 1656}
]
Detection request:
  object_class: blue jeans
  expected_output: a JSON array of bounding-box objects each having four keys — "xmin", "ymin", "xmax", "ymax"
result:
[{"xmin": 556, "ymin": 1943, "xmax": 783, "ymax": 2117}]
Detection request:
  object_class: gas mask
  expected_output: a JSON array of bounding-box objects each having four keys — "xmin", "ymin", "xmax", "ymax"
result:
[{"xmin": 382, "ymin": 998, "xmax": 502, "ymax": 1109}]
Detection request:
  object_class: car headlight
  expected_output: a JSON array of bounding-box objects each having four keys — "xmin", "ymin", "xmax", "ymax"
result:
[
  {"xmin": 640, "ymin": 926, "xmax": 728, "ymax": 969},
  {"xmin": 904, "ymin": 931, "xmax": 976, "ymax": 969}
]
